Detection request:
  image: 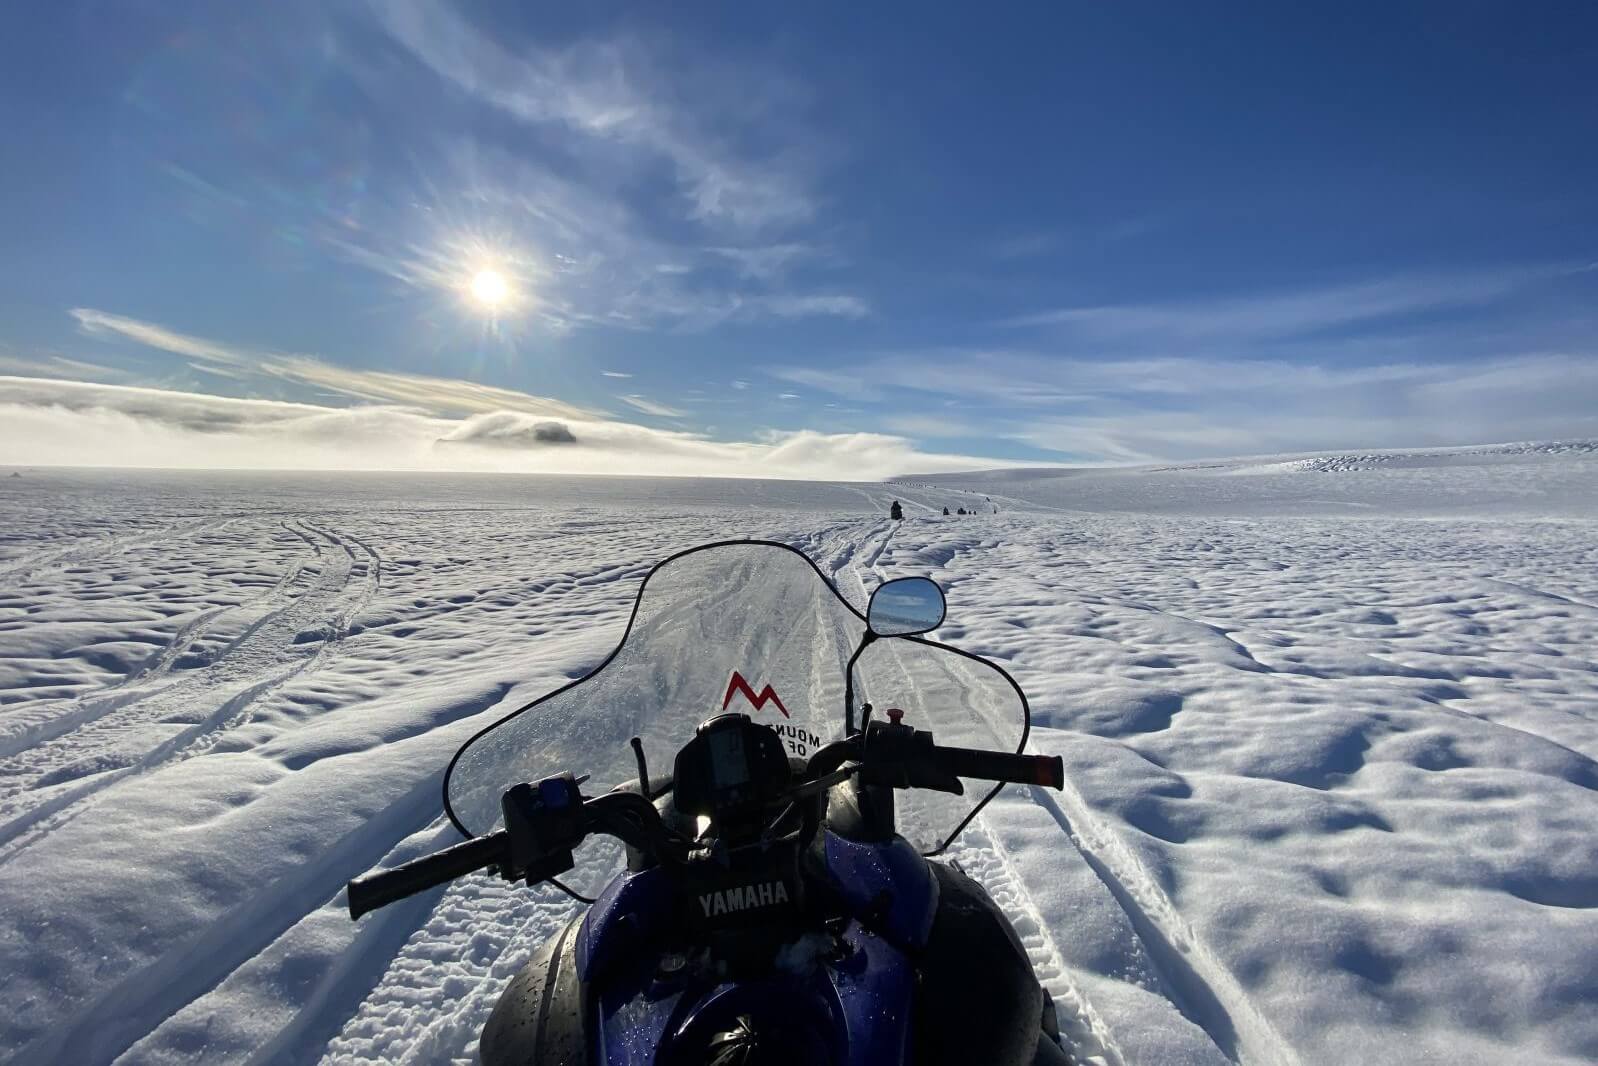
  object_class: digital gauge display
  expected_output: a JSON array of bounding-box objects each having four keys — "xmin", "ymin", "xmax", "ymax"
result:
[
  {"xmin": 673, "ymin": 714, "xmax": 791, "ymax": 825},
  {"xmin": 707, "ymin": 727, "xmax": 751, "ymax": 789}
]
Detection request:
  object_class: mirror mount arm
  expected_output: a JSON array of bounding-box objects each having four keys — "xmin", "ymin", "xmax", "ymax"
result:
[
  {"xmin": 629, "ymin": 736, "xmax": 653, "ymax": 799},
  {"xmin": 843, "ymin": 631, "xmax": 879, "ymax": 737}
]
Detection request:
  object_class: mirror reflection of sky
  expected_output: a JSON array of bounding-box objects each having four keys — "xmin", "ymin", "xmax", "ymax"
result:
[
  {"xmin": 873, "ymin": 581, "xmax": 944, "ymax": 634},
  {"xmin": 3, "ymin": 3, "xmax": 1596, "ymax": 475}
]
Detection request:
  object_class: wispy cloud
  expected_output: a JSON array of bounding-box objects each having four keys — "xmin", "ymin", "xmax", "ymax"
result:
[
  {"xmin": 762, "ymin": 262, "xmax": 1598, "ymax": 460},
  {"xmin": 1011, "ymin": 352, "xmax": 1598, "ymax": 461},
  {"xmin": 776, "ymin": 345, "xmax": 1598, "ymax": 462},
  {"xmin": 1005, "ymin": 381, "xmax": 1598, "ymax": 463},
  {"xmin": 880, "ymin": 412, "xmax": 991, "ymax": 439},
  {"xmin": 72, "ymin": 309, "xmax": 256, "ymax": 367},
  {"xmin": 72, "ymin": 307, "xmax": 592, "ymax": 419},
  {"xmin": 0, "ymin": 351, "xmax": 135, "ymax": 383},
  {"xmin": 999, "ymin": 266, "xmax": 1581, "ymax": 343},
  {"xmin": 329, "ymin": 0, "xmax": 867, "ymax": 332},
  {"xmin": 708, "ymin": 243, "xmax": 818, "ymax": 279},
  {"xmin": 774, "ymin": 355, "xmax": 1097, "ymax": 407},
  {"xmin": 601, "ymin": 370, "xmax": 633, "ymax": 379},
  {"xmin": 320, "ymin": 142, "xmax": 864, "ymax": 336},
  {"xmin": 762, "ymin": 294, "xmax": 869, "ymax": 319},
  {"xmin": 368, "ymin": 2, "xmax": 814, "ymax": 230},
  {"xmin": 617, "ymin": 394, "xmax": 686, "ymax": 418}
]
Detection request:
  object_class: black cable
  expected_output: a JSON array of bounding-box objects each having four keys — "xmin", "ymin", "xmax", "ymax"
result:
[{"xmin": 545, "ymin": 877, "xmax": 596, "ymax": 905}]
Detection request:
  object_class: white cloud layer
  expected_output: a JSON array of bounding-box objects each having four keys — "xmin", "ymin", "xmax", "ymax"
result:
[{"xmin": 0, "ymin": 377, "xmax": 1000, "ymax": 480}]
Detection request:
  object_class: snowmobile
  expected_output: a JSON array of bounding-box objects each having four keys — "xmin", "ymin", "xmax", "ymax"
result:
[{"xmin": 347, "ymin": 540, "xmax": 1073, "ymax": 1065}]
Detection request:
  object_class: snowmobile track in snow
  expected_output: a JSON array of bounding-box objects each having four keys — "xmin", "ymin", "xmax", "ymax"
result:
[
  {"xmin": 0, "ymin": 519, "xmax": 381, "ymax": 858},
  {"xmin": 840, "ymin": 519, "xmax": 1130, "ymax": 1064},
  {"xmin": 950, "ymin": 814, "xmax": 1126, "ymax": 1066},
  {"xmin": 0, "ymin": 518, "xmax": 317, "ymax": 758},
  {"xmin": 846, "ymin": 520, "xmax": 1296, "ymax": 1065},
  {"xmin": 0, "ymin": 516, "xmax": 224, "ymax": 584},
  {"xmin": 1024, "ymin": 784, "xmax": 1299, "ymax": 1066}
]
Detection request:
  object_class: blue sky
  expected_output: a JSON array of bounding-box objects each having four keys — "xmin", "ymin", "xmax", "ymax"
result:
[{"xmin": 2, "ymin": 1, "xmax": 1595, "ymax": 475}]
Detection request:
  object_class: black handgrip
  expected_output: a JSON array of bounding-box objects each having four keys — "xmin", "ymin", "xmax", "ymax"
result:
[
  {"xmin": 347, "ymin": 831, "xmax": 508, "ymax": 919},
  {"xmin": 933, "ymin": 746, "xmax": 1065, "ymax": 790}
]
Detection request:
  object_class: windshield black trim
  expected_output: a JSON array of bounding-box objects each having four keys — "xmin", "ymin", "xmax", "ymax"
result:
[{"xmin": 441, "ymin": 537, "xmax": 1033, "ymax": 857}]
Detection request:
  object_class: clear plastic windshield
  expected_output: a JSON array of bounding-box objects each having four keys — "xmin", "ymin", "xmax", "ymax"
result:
[{"xmin": 444, "ymin": 542, "xmax": 1027, "ymax": 853}]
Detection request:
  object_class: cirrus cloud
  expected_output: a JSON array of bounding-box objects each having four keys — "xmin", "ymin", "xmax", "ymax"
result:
[{"xmin": 70, "ymin": 307, "xmax": 594, "ymax": 419}]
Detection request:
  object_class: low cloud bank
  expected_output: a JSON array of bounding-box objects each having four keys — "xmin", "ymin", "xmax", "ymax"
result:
[
  {"xmin": 0, "ymin": 377, "xmax": 998, "ymax": 481},
  {"xmin": 439, "ymin": 414, "xmax": 579, "ymax": 447}
]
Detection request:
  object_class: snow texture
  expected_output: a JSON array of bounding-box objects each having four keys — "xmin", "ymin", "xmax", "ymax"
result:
[{"xmin": 1, "ymin": 445, "xmax": 1596, "ymax": 1065}]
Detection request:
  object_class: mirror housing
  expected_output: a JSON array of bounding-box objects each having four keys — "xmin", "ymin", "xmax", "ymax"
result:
[{"xmin": 867, "ymin": 576, "xmax": 946, "ymax": 636}]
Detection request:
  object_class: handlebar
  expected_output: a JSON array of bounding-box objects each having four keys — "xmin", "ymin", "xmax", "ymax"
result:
[
  {"xmin": 932, "ymin": 746, "xmax": 1064, "ymax": 789},
  {"xmin": 348, "ymin": 831, "xmax": 508, "ymax": 919},
  {"xmin": 347, "ymin": 726, "xmax": 1064, "ymax": 920},
  {"xmin": 835, "ymin": 720, "xmax": 1065, "ymax": 794}
]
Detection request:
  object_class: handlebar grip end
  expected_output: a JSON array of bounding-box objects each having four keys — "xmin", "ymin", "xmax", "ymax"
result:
[
  {"xmin": 1036, "ymin": 755, "xmax": 1064, "ymax": 790},
  {"xmin": 345, "ymin": 831, "xmax": 509, "ymax": 921},
  {"xmin": 346, "ymin": 875, "xmax": 383, "ymax": 921}
]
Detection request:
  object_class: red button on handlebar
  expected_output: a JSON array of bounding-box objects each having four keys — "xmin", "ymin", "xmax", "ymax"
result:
[{"xmin": 886, "ymin": 708, "xmax": 904, "ymax": 725}]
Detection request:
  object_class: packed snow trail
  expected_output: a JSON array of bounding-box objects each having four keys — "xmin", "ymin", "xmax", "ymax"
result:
[{"xmin": 853, "ymin": 520, "xmax": 1296, "ymax": 1066}]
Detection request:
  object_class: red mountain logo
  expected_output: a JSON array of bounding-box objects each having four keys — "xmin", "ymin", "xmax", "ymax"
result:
[{"xmin": 722, "ymin": 671, "xmax": 790, "ymax": 718}]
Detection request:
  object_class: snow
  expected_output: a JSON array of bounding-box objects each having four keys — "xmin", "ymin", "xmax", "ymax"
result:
[
  {"xmin": 1, "ymin": 447, "xmax": 1596, "ymax": 1065},
  {"xmin": 897, "ymin": 438, "xmax": 1598, "ymax": 518}
]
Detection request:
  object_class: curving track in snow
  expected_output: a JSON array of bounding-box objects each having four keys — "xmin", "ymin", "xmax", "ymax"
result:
[{"xmin": 0, "ymin": 520, "xmax": 381, "ymax": 858}]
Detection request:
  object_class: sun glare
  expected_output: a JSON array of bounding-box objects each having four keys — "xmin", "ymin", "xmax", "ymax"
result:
[{"xmin": 469, "ymin": 269, "xmax": 511, "ymax": 311}]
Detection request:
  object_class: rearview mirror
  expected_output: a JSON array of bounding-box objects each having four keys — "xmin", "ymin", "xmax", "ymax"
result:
[{"xmin": 867, "ymin": 577, "xmax": 946, "ymax": 636}]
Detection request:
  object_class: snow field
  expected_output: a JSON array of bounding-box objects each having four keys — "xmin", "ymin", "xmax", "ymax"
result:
[
  {"xmin": 0, "ymin": 453, "xmax": 1594, "ymax": 1065},
  {"xmin": 888, "ymin": 512, "xmax": 1598, "ymax": 1064}
]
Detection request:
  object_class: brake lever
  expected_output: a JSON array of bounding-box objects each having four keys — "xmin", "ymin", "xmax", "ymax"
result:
[{"xmin": 785, "ymin": 763, "xmax": 861, "ymax": 801}]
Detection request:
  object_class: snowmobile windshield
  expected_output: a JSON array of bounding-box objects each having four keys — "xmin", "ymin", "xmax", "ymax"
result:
[{"xmin": 443, "ymin": 541, "xmax": 1029, "ymax": 854}]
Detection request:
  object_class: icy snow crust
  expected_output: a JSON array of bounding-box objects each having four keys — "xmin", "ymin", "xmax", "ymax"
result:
[{"xmin": 0, "ymin": 454, "xmax": 1595, "ymax": 1065}]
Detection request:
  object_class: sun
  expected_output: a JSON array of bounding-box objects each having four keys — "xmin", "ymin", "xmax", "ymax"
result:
[{"xmin": 468, "ymin": 268, "xmax": 511, "ymax": 311}]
